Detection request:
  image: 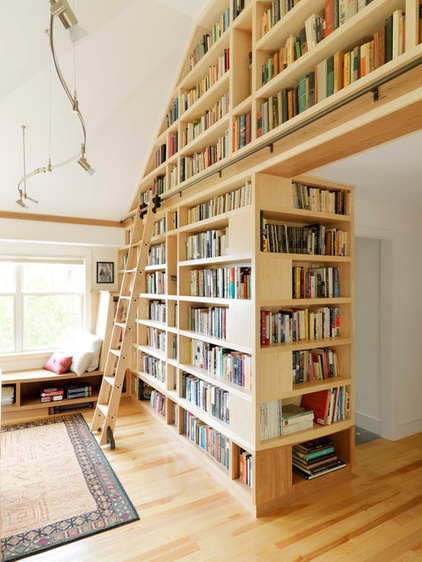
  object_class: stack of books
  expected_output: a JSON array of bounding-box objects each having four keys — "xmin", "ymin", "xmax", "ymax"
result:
[
  {"xmin": 292, "ymin": 437, "xmax": 346, "ymax": 479},
  {"xmin": 40, "ymin": 387, "xmax": 64, "ymax": 403},
  {"xmin": 281, "ymin": 403, "xmax": 314, "ymax": 435},
  {"xmin": 65, "ymin": 384, "xmax": 92, "ymax": 400},
  {"xmin": 2, "ymin": 385, "xmax": 15, "ymax": 406}
]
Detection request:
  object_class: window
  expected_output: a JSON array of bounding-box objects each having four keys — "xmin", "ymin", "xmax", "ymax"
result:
[{"xmin": 0, "ymin": 260, "xmax": 85, "ymax": 353}]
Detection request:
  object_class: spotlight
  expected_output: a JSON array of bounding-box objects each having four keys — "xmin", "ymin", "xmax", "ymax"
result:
[
  {"xmin": 50, "ymin": 0, "xmax": 87, "ymax": 42},
  {"xmin": 78, "ymin": 155, "xmax": 95, "ymax": 175}
]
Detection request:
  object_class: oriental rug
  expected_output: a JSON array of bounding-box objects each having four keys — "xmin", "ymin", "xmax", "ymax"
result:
[{"xmin": 1, "ymin": 414, "xmax": 139, "ymax": 561}]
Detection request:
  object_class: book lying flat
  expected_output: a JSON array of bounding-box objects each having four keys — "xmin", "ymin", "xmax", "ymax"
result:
[{"xmin": 293, "ymin": 458, "xmax": 346, "ymax": 479}]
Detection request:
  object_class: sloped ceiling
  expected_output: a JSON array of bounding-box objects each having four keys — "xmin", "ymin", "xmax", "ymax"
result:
[
  {"xmin": 1, "ymin": 0, "xmax": 421, "ymax": 223},
  {"xmin": 0, "ymin": 0, "xmax": 213, "ymax": 222}
]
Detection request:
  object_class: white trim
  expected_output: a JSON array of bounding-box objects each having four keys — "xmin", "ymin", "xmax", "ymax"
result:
[{"xmin": 355, "ymin": 226, "xmax": 397, "ymax": 440}]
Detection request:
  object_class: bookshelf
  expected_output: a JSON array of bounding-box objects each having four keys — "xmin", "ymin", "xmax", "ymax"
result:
[{"xmin": 121, "ymin": 0, "xmax": 421, "ymax": 515}]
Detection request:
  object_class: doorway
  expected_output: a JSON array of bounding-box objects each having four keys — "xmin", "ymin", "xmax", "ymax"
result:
[{"xmin": 354, "ymin": 234, "xmax": 394, "ymax": 441}]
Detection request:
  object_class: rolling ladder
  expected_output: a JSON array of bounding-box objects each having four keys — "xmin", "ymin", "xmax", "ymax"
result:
[{"xmin": 91, "ymin": 195, "xmax": 159, "ymax": 448}]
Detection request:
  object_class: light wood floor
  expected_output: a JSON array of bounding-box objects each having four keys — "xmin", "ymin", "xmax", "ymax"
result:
[{"xmin": 29, "ymin": 400, "xmax": 422, "ymax": 562}]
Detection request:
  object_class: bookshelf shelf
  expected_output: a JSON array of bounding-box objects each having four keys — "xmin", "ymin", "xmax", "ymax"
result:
[{"xmin": 120, "ymin": 0, "xmax": 422, "ymax": 515}]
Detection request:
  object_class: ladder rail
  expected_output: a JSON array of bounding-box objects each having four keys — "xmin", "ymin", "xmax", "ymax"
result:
[{"xmin": 91, "ymin": 196, "xmax": 158, "ymax": 447}]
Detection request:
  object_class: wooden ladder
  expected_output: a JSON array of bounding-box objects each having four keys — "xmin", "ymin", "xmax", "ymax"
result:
[{"xmin": 91, "ymin": 195, "xmax": 158, "ymax": 448}]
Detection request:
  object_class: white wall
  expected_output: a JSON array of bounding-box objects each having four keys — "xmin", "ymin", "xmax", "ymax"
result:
[
  {"xmin": 355, "ymin": 237, "xmax": 381, "ymax": 435},
  {"xmin": 355, "ymin": 196, "xmax": 422, "ymax": 440},
  {"xmin": 0, "ymin": 217, "xmax": 124, "ymax": 371}
]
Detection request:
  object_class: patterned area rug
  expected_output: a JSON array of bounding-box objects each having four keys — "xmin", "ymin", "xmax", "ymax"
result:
[{"xmin": 1, "ymin": 414, "xmax": 139, "ymax": 561}]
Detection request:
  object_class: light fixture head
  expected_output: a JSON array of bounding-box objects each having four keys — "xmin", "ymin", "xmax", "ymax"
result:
[
  {"xmin": 50, "ymin": 0, "xmax": 87, "ymax": 42},
  {"xmin": 78, "ymin": 155, "xmax": 95, "ymax": 175},
  {"xmin": 16, "ymin": 198, "xmax": 28, "ymax": 209}
]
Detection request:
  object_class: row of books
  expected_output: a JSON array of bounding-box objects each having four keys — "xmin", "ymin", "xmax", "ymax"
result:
[
  {"xmin": 187, "ymin": 181, "xmax": 252, "ymax": 224},
  {"xmin": 40, "ymin": 384, "xmax": 92, "ymax": 403},
  {"xmin": 2, "ymin": 385, "xmax": 15, "ymax": 406},
  {"xmin": 182, "ymin": 93, "xmax": 230, "ymax": 146},
  {"xmin": 152, "ymin": 175, "xmax": 166, "ymax": 196},
  {"xmin": 181, "ymin": 49, "xmax": 230, "ymax": 112},
  {"xmin": 232, "ymin": 111, "xmax": 252, "ymax": 150},
  {"xmin": 155, "ymin": 143, "xmax": 166, "ymax": 167},
  {"xmin": 187, "ymin": 305, "xmax": 228, "ymax": 340},
  {"xmin": 146, "ymin": 326, "xmax": 166, "ymax": 353},
  {"xmin": 168, "ymin": 132, "xmax": 178, "ymax": 158},
  {"xmin": 239, "ymin": 448, "xmax": 253, "ymax": 486},
  {"xmin": 147, "ymin": 243, "xmax": 166, "ymax": 266},
  {"xmin": 189, "ymin": 266, "xmax": 252, "ymax": 299},
  {"xmin": 146, "ymin": 271, "xmax": 166, "ymax": 295},
  {"xmin": 150, "ymin": 389, "xmax": 166, "ymax": 417},
  {"xmin": 182, "ymin": 372, "xmax": 230, "ymax": 423},
  {"xmin": 293, "ymin": 436, "xmax": 346, "ymax": 479},
  {"xmin": 183, "ymin": 410, "xmax": 230, "ymax": 470},
  {"xmin": 185, "ymin": 229, "xmax": 228, "ymax": 260},
  {"xmin": 261, "ymin": 218, "xmax": 349, "ymax": 256},
  {"xmin": 141, "ymin": 354, "xmax": 166, "ymax": 382},
  {"xmin": 293, "ymin": 347, "xmax": 341, "ymax": 383},
  {"xmin": 233, "ymin": 0, "xmax": 251, "ymax": 19},
  {"xmin": 292, "ymin": 182, "xmax": 351, "ymax": 215},
  {"xmin": 166, "ymin": 97, "xmax": 179, "ymax": 128},
  {"xmin": 260, "ymin": 386, "xmax": 349, "ymax": 440},
  {"xmin": 188, "ymin": 8, "xmax": 230, "ymax": 71},
  {"xmin": 257, "ymin": 9, "xmax": 406, "ymax": 135},
  {"xmin": 179, "ymin": 130, "xmax": 229, "ymax": 181},
  {"xmin": 261, "ymin": 0, "xmax": 370, "ymax": 86},
  {"xmin": 260, "ymin": 306, "xmax": 340, "ymax": 345},
  {"xmin": 260, "ymin": 0, "xmax": 302, "ymax": 36},
  {"xmin": 260, "ymin": 399, "xmax": 314, "ymax": 439},
  {"xmin": 190, "ymin": 338, "xmax": 252, "ymax": 389},
  {"xmin": 149, "ymin": 300, "xmax": 166, "ymax": 323},
  {"xmin": 292, "ymin": 265, "xmax": 341, "ymax": 299},
  {"xmin": 152, "ymin": 217, "xmax": 167, "ymax": 237},
  {"xmin": 302, "ymin": 386, "xmax": 351, "ymax": 425}
]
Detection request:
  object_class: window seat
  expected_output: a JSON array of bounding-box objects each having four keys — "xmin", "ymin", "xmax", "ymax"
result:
[{"xmin": 1, "ymin": 367, "xmax": 104, "ymax": 425}]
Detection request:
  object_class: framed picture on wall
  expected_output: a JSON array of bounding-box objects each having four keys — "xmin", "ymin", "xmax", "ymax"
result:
[{"xmin": 97, "ymin": 261, "xmax": 114, "ymax": 284}]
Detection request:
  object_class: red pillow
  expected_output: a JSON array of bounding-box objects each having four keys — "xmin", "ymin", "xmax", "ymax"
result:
[{"xmin": 43, "ymin": 352, "xmax": 73, "ymax": 375}]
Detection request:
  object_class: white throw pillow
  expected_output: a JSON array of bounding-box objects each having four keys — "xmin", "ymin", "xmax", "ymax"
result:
[
  {"xmin": 70, "ymin": 350, "xmax": 94, "ymax": 376},
  {"xmin": 67, "ymin": 332, "xmax": 103, "ymax": 375}
]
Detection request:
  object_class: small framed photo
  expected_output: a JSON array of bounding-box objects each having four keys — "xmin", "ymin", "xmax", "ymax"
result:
[{"xmin": 97, "ymin": 261, "xmax": 114, "ymax": 284}]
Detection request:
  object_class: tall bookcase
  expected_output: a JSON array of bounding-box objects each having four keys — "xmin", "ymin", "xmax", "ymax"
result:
[{"xmin": 121, "ymin": 0, "xmax": 421, "ymax": 516}]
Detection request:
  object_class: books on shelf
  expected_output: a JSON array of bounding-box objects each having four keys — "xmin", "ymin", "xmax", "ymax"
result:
[
  {"xmin": 292, "ymin": 436, "xmax": 346, "ymax": 479},
  {"xmin": 292, "ymin": 347, "xmax": 341, "ymax": 383},
  {"xmin": 189, "ymin": 266, "xmax": 251, "ymax": 299},
  {"xmin": 2, "ymin": 385, "xmax": 15, "ymax": 406},
  {"xmin": 66, "ymin": 384, "xmax": 92, "ymax": 400},
  {"xmin": 40, "ymin": 387, "xmax": 64, "ymax": 403},
  {"xmin": 261, "ymin": 215, "xmax": 348, "ymax": 256},
  {"xmin": 292, "ymin": 266, "xmax": 341, "ymax": 299},
  {"xmin": 292, "ymin": 182, "xmax": 351, "ymax": 215},
  {"xmin": 281, "ymin": 403, "xmax": 314, "ymax": 434},
  {"xmin": 301, "ymin": 385, "xmax": 351, "ymax": 425},
  {"xmin": 260, "ymin": 307, "xmax": 340, "ymax": 345},
  {"xmin": 187, "ymin": 181, "xmax": 252, "ymax": 224},
  {"xmin": 183, "ymin": 410, "xmax": 230, "ymax": 470},
  {"xmin": 185, "ymin": 229, "xmax": 228, "ymax": 260}
]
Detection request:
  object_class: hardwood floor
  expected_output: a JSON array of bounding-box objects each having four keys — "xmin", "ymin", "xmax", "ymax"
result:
[{"xmin": 29, "ymin": 400, "xmax": 422, "ymax": 562}]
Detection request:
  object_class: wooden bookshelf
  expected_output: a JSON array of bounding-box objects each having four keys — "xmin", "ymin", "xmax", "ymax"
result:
[{"xmin": 121, "ymin": 0, "xmax": 422, "ymax": 516}]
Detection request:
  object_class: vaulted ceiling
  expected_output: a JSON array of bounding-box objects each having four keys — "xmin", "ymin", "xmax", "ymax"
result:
[{"xmin": 1, "ymin": 0, "xmax": 421, "ymax": 223}]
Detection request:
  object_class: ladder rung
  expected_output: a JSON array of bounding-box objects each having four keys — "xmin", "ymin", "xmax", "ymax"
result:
[
  {"xmin": 109, "ymin": 348, "xmax": 121, "ymax": 357},
  {"xmin": 104, "ymin": 376, "xmax": 115, "ymax": 386},
  {"xmin": 114, "ymin": 322, "xmax": 126, "ymax": 328},
  {"xmin": 96, "ymin": 403, "xmax": 108, "ymax": 416}
]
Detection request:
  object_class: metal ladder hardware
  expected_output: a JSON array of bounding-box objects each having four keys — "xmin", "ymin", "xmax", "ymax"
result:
[{"xmin": 91, "ymin": 195, "xmax": 158, "ymax": 447}]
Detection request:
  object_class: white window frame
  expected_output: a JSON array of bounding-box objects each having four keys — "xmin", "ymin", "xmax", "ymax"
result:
[{"xmin": 0, "ymin": 244, "xmax": 93, "ymax": 366}]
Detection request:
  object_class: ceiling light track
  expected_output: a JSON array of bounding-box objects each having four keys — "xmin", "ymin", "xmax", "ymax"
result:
[{"xmin": 16, "ymin": 0, "xmax": 94, "ymax": 211}]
